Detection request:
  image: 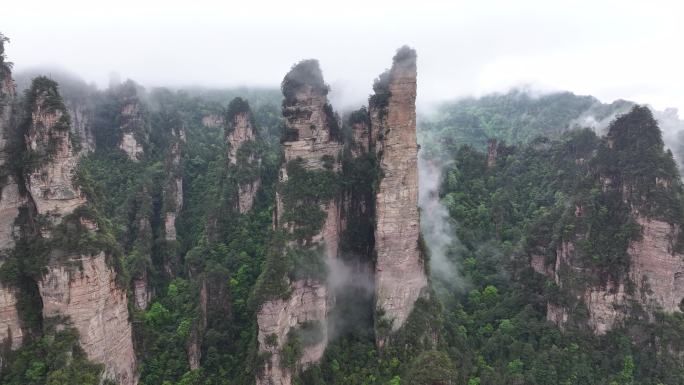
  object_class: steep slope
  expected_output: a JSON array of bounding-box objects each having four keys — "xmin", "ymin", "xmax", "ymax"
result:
[
  {"xmin": 255, "ymin": 59, "xmax": 342, "ymax": 385},
  {"xmin": 370, "ymin": 47, "xmax": 427, "ymax": 337},
  {"xmin": 19, "ymin": 77, "xmax": 137, "ymax": 384},
  {"xmin": 225, "ymin": 97, "xmax": 261, "ymax": 213},
  {"xmin": 0, "ymin": 34, "xmax": 24, "ymax": 352},
  {"xmin": 540, "ymin": 106, "xmax": 684, "ymax": 334}
]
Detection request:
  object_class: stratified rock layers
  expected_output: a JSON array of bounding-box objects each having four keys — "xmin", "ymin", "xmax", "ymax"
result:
[
  {"xmin": 39, "ymin": 252, "xmax": 137, "ymax": 385},
  {"xmin": 21, "ymin": 79, "xmax": 138, "ymax": 384},
  {"xmin": 164, "ymin": 126, "xmax": 184, "ymax": 241},
  {"xmin": 0, "ymin": 61, "xmax": 23, "ymax": 350},
  {"xmin": 537, "ymin": 107, "xmax": 684, "ymax": 335},
  {"xmin": 256, "ymin": 61, "xmax": 340, "ymax": 385},
  {"xmin": 372, "ymin": 48, "xmax": 427, "ymax": 332},
  {"xmin": 225, "ymin": 100, "xmax": 261, "ymax": 213}
]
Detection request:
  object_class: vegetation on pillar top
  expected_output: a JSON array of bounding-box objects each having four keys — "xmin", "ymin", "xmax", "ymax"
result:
[
  {"xmin": 281, "ymin": 59, "xmax": 329, "ymax": 105},
  {"xmin": 595, "ymin": 105, "xmax": 684, "ymax": 222},
  {"xmin": 225, "ymin": 97, "xmax": 256, "ymax": 136},
  {"xmin": 0, "ymin": 32, "xmax": 12, "ymax": 82}
]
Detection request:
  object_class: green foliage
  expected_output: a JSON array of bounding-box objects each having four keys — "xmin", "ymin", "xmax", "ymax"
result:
[
  {"xmin": 0, "ymin": 327, "xmax": 104, "ymax": 385},
  {"xmin": 419, "ymin": 89, "xmax": 633, "ymax": 157},
  {"xmin": 403, "ymin": 350, "xmax": 456, "ymax": 385},
  {"xmin": 280, "ymin": 158, "xmax": 340, "ymax": 241},
  {"xmin": 225, "ymin": 97, "xmax": 252, "ymax": 127},
  {"xmin": 0, "ymin": 32, "xmax": 12, "ymax": 79},
  {"xmin": 280, "ymin": 331, "xmax": 303, "ymax": 370},
  {"xmin": 281, "ymin": 60, "xmax": 328, "ymax": 105}
]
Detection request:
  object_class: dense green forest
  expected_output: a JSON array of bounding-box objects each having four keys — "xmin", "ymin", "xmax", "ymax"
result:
[{"xmin": 3, "ymin": 47, "xmax": 684, "ymax": 385}]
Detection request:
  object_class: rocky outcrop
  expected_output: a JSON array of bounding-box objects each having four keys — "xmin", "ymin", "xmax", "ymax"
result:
[
  {"xmin": 120, "ymin": 132, "xmax": 143, "ymax": 160},
  {"xmin": 486, "ymin": 139, "xmax": 498, "ymax": 168},
  {"xmin": 133, "ymin": 274, "xmax": 151, "ymax": 311},
  {"xmin": 225, "ymin": 98, "xmax": 261, "ymax": 213},
  {"xmin": 256, "ymin": 60, "xmax": 341, "ymax": 385},
  {"xmin": 370, "ymin": 47, "xmax": 427, "ymax": 334},
  {"xmin": 629, "ymin": 217, "xmax": 684, "ymax": 311},
  {"xmin": 24, "ymin": 79, "xmax": 86, "ymax": 220},
  {"xmin": 0, "ymin": 39, "xmax": 25, "ymax": 355},
  {"xmin": 164, "ymin": 126, "xmax": 184, "ymax": 241},
  {"xmin": 131, "ymin": 203, "xmax": 154, "ymax": 310},
  {"xmin": 117, "ymin": 82, "xmax": 148, "ymax": 161},
  {"xmin": 257, "ymin": 281, "xmax": 328, "ymax": 385},
  {"xmin": 538, "ymin": 106, "xmax": 684, "ymax": 335},
  {"xmin": 349, "ymin": 108, "xmax": 371, "ymax": 157},
  {"xmin": 0, "ymin": 57, "xmax": 22, "ymax": 252},
  {"xmin": 39, "ymin": 252, "xmax": 137, "ymax": 385},
  {"xmin": 0, "ymin": 284, "xmax": 22, "ymax": 350},
  {"xmin": 20, "ymin": 78, "xmax": 138, "ymax": 383},
  {"xmin": 67, "ymin": 103, "xmax": 95, "ymax": 153}
]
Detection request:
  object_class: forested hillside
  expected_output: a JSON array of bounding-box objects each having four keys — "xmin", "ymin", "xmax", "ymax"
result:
[{"xmin": 1, "ymin": 32, "xmax": 684, "ymax": 385}]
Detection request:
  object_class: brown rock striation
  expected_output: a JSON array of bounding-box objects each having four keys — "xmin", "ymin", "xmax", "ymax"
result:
[
  {"xmin": 225, "ymin": 98, "xmax": 261, "ymax": 213},
  {"xmin": 370, "ymin": 47, "xmax": 427, "ymax": 334},
  {"xmin": 117, "ymin": 83, "xmax": 148, "ymax": 161},
  {"xmin": 256, "ymin": 60, "xmax": 341, "ymax": 385},
  {"xmin": 24, "ymin": 81, "xmax": 86, "ymax": 220},
  {"xmin": 163, "ymin": 126, "xmax": 185, "ymax": 241},
  {"xmin": 39, "ymin": 252, "xmax": 137, "ymax": 385},
  {"xmin": 257, "ymin": 281, "xmax": 328, "ymax": 385},
  {"xmin": 0, "ymin": 41, "xmax": 25, "ymax": 354},
  {"xmin": 537, "ymin": 107, "xmax": 684, "ymax": 335},
  {"xmin": 19, "ymin": 78, "xmax": 139, "ymax": 383}
]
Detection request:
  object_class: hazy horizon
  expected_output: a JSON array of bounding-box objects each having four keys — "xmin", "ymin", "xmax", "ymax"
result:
[{"xmin": 3, "ymin": 0, "xmax": 683, "ymax": 112}]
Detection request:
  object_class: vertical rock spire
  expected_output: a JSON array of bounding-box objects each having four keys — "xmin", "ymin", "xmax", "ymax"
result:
[
  {"xmin": 225, "ymin": 97, "xmax": 261, "ymax": 213},
  {"xmin": 0, "ymin": 33, "xmax": 24, "ymax": 352},
  {"xmin": 256, "ymin": 59, "xmax": 341, "ymax": 385},
  {"xmin": 371, "ymin": 46, "xmax": 427, "ymax": 338},
  {"xmin": 20, "ymin": 77, "xmax": 138, "ymax": 385}
]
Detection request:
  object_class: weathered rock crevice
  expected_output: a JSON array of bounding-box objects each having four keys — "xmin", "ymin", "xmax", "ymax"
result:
[
  {"xmin": 256, "ymin": 47, "xmax": 424, "ymax": 384},
  {"xmin": 0, "ymin": 76, "xmax": 139, "ymax": 384},
  {"xmin": 225, "ymin": 97, "xmax": 261, "ymax": 213},
  {"xmin": 256, "ymin": 59, "xmax": 342, "ymax": 385},
  {"xmin": 370, "ymin": 47, "xmax": 427, "ymax": 337}
]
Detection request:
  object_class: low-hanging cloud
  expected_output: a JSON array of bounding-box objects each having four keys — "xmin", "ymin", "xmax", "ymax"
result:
[{"xmin": 418, "ymin": 154, "xmax": 466, "ymax": 292}]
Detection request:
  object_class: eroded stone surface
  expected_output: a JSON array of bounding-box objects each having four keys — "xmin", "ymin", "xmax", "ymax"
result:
[
  {"xmin": 163, "ymin": 127, "xmax": 184, "ymax": 241},
  {"xmin": 25, "ymin": 96, "xmax": 86, "ymax": 219},
  {"xmin": 0, "ymin": 282, "xmax": 22, "ymax": 350},
  {"xmin": 372, "ymin": 48, "xmax": 427, "ymax": 332},
  {"xmin": 226, "ymin": 108, "xmax": 260, "ymax": 213},
  {"xmin": 39, "ymin": 252, "xmax": 137, "ymax": 385},
  {"xmin": 118, "ymin": 101, "xmax": 146, "ymax": 161},
  {"xmin": 257, "ymin": 61, "xmax": 340, "ymax": 385},
  {"xmin": 256, "ymin": 281, "xmax": 328, "ymax": 385},
  {"xmin": 0, "ymin": 59, "xmax": 24, "ymax": 354},
  {"xmin": 542, "ymin": 216, "xmax": 684, "ymax": 334}
]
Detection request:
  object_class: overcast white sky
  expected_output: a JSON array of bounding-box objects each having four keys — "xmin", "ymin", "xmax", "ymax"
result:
[{"xmin": 2, "ymin": 0, "xmax": 683, "ymax": 111}]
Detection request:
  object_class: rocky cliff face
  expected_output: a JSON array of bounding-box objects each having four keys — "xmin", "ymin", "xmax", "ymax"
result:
[
  {"xmin": 257, "ymin": 281, "xmax": 328, "ymax": 385},
  {"xmin": 629, "ymin": 216, "xmax": 684, "ymax": 312},
  {"xmin": 0, "ymin": 57, "xmax": 24, "ymax": 351},
  {"xmin": 67, "ymin": 102, "xmax": 96, "ymax": 153},
  {"xmin": 117, "ymin": 83, "xmax": 148, "ymax": 161},
  {"xmin": 370, "ymin": 47, "xmax": 427, "ymax": 335},
  {"xmin": 17, "ymin": 78, "xmax": 138, "ymax": 383},
  {"xmin": 538, "ymin": 106, "xmax": 684, "ymax": 335},
  {"xmin": 225, "ymin": 98, "xmax": 261, "ymax": 213},
  {"xmin": 23, "ymin": 80, "xmax": 86, "ymax": 220},
  {"xmin": 256, "ymin": 60, "xmax": 341, "ymax": 385},
  {"xmin": 39, "ymin": 252, "xmax": 137, "ymax": 384},
  {"xmin": 164, "ymin": 126, "xmax": 185, "ymax": 241}
]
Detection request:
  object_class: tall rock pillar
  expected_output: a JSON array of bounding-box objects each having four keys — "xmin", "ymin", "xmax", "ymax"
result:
[
  {"xmin": 0, "ymin": 34, "xmax": 24, "ymax": 352},
  {"xmin": 256, "ymin": 60, "xmax": 341, "ymax": 385},
  {"xmin": 370, "ymin": 47, "xmax": 427, "ymax": 338}
]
